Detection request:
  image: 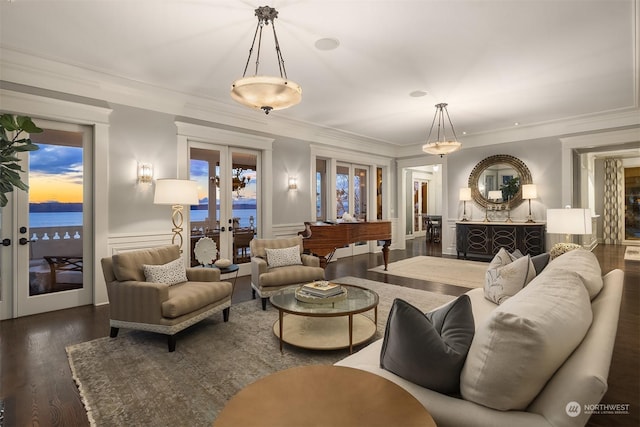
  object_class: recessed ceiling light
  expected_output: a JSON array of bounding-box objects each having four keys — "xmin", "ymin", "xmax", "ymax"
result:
[
  {"xmin": 315, "ymin": 38, "xmax": 340, "ymax": 51},
  {"xmin": 409, "ymin": 90, "xmax": 428, "ymax": 97},
  {"xmin": 462, "ymin": 131, "xmax": 467, "ymax": 135},
  {"xmin": 514, "ymin": 122, "xmax": 520, "ymax": 126}
]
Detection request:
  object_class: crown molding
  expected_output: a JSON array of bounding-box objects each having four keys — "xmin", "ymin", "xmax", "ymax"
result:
[{"xmin": 0, "ymin": 47, "xmax": 397, "ymax": 157}]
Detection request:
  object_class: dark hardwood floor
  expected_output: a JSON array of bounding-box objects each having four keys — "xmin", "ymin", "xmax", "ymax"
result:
[{"xmin": 1, "ymin": 239, "xmax": 638, "ymax": 426}]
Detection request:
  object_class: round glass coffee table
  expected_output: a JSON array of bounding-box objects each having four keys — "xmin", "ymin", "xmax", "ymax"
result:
[{"xmin": 269, "ymin": 284, "xmax": 378, "ymax": 354}]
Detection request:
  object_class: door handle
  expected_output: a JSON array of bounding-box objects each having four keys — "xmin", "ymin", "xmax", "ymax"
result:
[
  {"xmin": 19, "ymin": 237, "xmax": 29, "ymax": 245},
  {"xmin": 1, "ymin": 238, "xmax": 10, "ymax": 246}
]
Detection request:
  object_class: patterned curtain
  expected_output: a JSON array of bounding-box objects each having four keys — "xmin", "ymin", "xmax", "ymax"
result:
[{"xmin": 603, "ymin": 158, "xmax": 624, "ymax": 244}]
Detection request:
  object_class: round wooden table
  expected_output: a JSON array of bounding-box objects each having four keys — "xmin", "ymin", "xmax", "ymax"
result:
[{"xmin": 213, "ymin": 365, "xmax": 437, "ymax": 427}]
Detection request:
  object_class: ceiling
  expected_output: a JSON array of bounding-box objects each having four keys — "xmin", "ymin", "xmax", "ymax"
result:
[{"xmin": 0, "ymin": 0, "xmax": 637, "ymax": 148}]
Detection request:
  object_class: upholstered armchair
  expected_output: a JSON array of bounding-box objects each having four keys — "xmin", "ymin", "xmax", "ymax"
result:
[
  {"xmin": 101, "ymin": 245, "xmax": 232, "ymax": 352},
  {"xmin": 250, "ymin": 235, "xmax": 325, "ymax": 310}
]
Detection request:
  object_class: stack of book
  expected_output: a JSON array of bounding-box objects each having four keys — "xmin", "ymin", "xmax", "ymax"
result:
[{"xmin": 300, "ymin": 281, "xmax": 344, "ymax": 298}]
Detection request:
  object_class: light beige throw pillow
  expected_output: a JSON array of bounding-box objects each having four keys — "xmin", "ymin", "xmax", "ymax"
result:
[
  {"xmin": 461, "ymin": 269, "xmax": 593, "ymax": 410},
  {"xmin": 485, "ymin": 248, "xmax": 536, "ymax": 304}
]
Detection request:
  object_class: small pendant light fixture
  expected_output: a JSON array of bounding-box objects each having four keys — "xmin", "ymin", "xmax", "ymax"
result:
[
  {"xmin": 422, "ymin": 103, "xmax": 462, "ymax": 157},
  {"xmin": 230, "ymin": 6, "xmax": 302, "ymax": 114}
]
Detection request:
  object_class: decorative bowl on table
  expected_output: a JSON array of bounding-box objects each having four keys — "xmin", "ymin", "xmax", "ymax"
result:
[{"xmin": 214, "ymin": 258, "xmax": 232, "ymax": 268}]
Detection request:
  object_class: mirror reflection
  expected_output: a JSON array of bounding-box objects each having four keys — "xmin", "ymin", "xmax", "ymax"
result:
[
  {"xmin": 478, "ymin": 164, "xmax": 520, "ymax": 201},
  {"xmin": 468, "ymin": 154, "xmax": 532, "ymax": 210}
]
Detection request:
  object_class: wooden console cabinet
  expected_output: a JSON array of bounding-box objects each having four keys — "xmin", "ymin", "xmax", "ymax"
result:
[{"xmin": 456, "ymin": 222, "xmax": 545, "ymax": 260}]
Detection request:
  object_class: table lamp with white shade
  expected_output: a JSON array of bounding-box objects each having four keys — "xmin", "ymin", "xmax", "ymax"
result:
[
  {"xmin": 522, "ymin": 184, "xmax": 538, "ymax": 223},
  {"xmin": 459, "ymin": 187, "xmax": 472, "ymax": 221},
  {"xmin": 154, "ymin": 179, "xmax": 199, "ymax": 251},
  {"xmin": 546, "ymin": 207, "xmax": 592, "ymax": 242}
]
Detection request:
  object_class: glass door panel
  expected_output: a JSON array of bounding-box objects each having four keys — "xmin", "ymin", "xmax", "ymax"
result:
[
  {"xmin": 336, "ymin": 165, "xmax": 350, "ymax": 218},
  {"xmin": 354, "ymin": 167, "xmax": 367, "ymax": 220},
  {"xmin": 190, "ymin": 147, "xmax": 224, "ymax": 265},
  {"xmin": 625, "ymin": 166, "xmax": 640, "ymax": 240},
  {"xmin": 231, "ymin": 150, "xmax": 257, "ymax": 264},
  {"xmin": 28, "ymin": 135, "xmax": 84, "ymax": 296}
]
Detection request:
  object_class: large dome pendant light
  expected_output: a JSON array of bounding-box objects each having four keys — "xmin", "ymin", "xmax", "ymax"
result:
[
  {"xmin": 230, "ymin": 6, "xmax": 302, "ymax": 114},
  {"xmin": 421, "ymin": 103, "xmax": 462, "ymax": 157}
]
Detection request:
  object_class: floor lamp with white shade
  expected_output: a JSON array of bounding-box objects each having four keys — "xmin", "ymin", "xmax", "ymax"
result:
[{"xmin": 154, "ymin": 179, "xmax": 199, "ymax": 252}]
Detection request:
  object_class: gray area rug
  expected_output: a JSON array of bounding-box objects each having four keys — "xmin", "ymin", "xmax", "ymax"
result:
[
  {"xmin": 67, "ymin": 276, "xmax": 455, "ymax": 426},
  {"xmin": 369, "ymin": 255, "xmax": 487, "ymax": 288}
]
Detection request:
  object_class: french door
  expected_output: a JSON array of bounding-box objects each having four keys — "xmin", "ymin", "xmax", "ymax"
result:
[
  {"xmin": 335, "ymin": 163, "xmax": 370, "ymax": 258},
  {"xmin": 0, "ymin": 120, "xmax": 93, "ymax": 319},
  {"xmin": 189, "ymin": 143, "xmax": 259, "ymax": 273}
]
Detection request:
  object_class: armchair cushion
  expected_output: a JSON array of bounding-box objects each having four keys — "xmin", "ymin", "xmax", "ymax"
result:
[
  {"xmin": 143, "ymin": 257, "xmax": 188, "ymax": 286},
  {"xmin": 258, "ymin": 265, "xmax": 326, "ymax": 288},
  {"xmin": 265, "ymin": 245, "xmax": 303, "ymax": 268},
  {"xmin": 112, "ymin": 245, "xmax": 181, "ymax": 282},
  {"xmin": 162, "ymin": 281, "xmax": 232, "ymax": 318}
]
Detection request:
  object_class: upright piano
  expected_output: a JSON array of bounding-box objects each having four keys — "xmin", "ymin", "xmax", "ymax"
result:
[{"xmin": 299, "ymin": 221, "xmax": 392, "ymax": 270}]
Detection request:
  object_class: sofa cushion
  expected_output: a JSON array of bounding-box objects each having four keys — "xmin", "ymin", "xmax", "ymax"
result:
[
  {"xmin": 544, "ymin": 248, "xmax": 603, "ymax": 299},
  {"xmin": 250, "ymin": 236, "xmax": 304, "ymax": 259},
  {"xmin": 112, "ymin": 245, "xmax": 180, "ymax": 282},
  {"xmin": 265, "ymin": 245, "xmax": 303, "ymax": 268},
  {"xmin": 380, "ymin": 296, "xmax": 474, "ymax": 394},
  {"xmin": 162, "ymin": 281, "xmax": 232, "ymax": 318},
  {"xmin": 259, "ymin": 265, "xmax": 325, "ymax": 288},
  {"xmin": 143, "ymin": 257, "xmax": 188, "ymax": 286},
  {"xmin": 485, "ymin": 248, "xmax": 536, "ymax": 304},
  {"xmin": 461, "ymin": 269, "xmax": 593, "ymax": 410}
]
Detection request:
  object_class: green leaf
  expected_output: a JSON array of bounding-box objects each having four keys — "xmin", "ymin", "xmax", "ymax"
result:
[
  {"xmin": 4, "ymin": 163, "xmax": 24, "ymax": 171},
  {"xmin": 16, "ymin": 116, "xmax": 43, "ymax": 134},
  {"xmin": 13, "ymin": 144, "xmax": 40, "ymax": 153},
  {"xmin": 0, "ymin": 114, "xmax": 17, "ymax": 131},
  {"xmin": 0, "ymin": 192, "xmax": 8, "ymax": 208}
]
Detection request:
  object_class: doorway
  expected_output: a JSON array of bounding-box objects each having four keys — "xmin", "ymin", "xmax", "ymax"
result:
[
  {"xmin": 189, "ymin": 144, "xmax": 259, "ymax": 271},
  {"xmin": 0, "ymin": 121, "xmax": 93, "ymax": 319}
]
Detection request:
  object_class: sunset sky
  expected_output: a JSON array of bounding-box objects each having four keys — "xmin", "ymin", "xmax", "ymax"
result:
[
  {"xmin": 27, "ymin": 147, "xmax": 257, "ymax": 204},
  {"xmin": 29, "ymin": 144, "xmax": 83, "ymax": 204}
]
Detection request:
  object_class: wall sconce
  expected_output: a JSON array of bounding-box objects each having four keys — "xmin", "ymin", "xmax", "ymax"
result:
[
  {"xmin": 138, "ymin": 163, "xmax": 153, "ymax": 184},
  {"xmin": 288, "ymin": 177, "xmax": 298, "ymax": 190}
]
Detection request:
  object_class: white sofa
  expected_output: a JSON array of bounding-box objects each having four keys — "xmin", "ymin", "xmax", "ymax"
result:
[{"xmin": 336, "ymin": 250, "xmax": 624, "ymax": 427}]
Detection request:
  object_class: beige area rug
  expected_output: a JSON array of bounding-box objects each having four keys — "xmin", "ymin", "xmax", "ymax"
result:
[
  {"xmin": 624, "ymin": 246, "xmax": 640, "ymax": 261},
  {"xmin": 67, "ymin": 276, "xmax": 455, "ymax": 427},
  {"xmin": 369, "ymin": 256, "xmax": 488, "ymax": 288}
]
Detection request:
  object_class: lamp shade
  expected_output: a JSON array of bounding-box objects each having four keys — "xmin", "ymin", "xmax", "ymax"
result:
[
  {"xmin": 546, "ymin": 208, "xmax": 592, "ymax": 235},
  {"xmin": 459, "ymin": 187, "xmax": 472, "ymax": 201},
  {"xmin": 522, "ymin": 184, "xmax": 537, "ymax": 200},
  {"xmin": 231, "ymin": 76, "xmax": 302, "ymax": 113},
  {"xmin": 154, "ymin": 179, "xmax": 199, "ymax": 206},
  {"xmin": 488, "ymin": 190, "xmax": 503, "ymax": 201}
]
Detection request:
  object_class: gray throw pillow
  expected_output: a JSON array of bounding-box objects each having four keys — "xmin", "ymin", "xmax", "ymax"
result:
[
  {"xmin": 531, "ymin": 252, "xmax": 550, "ymax": 274},
  {"xmin": 380, "ymin": 296, "xmax": 475, "ymax": 394}
]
